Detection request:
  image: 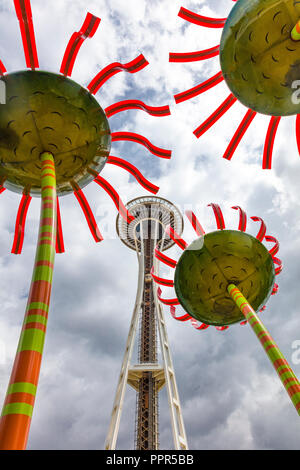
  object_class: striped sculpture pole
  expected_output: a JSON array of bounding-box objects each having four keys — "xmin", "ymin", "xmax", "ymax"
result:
[
  {"xmin": 0, "ymin": 152, "xmax": 57, "ymax": 450},
  {"xmin": 228, "ymin": 284, "xmax": 300, "ymax": 416}
]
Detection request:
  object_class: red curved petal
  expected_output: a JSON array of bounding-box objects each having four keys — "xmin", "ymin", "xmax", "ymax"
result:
[
  {"xmin": 170, "ymin": 305, "xmax": 192, "ymax": 322},
  {"xmin": 215, "ymin": 326, "xmax": 229, "ymax": 331},
  {"xmin": 165, "ymin": 225, "xmax": 188, "ymax": 250},
  {"xmin": 151, "ymin": 266, "xmax": 174, "ymax": 287},
  {"xmin": 60, "ymin": 12, "xmax": 101, "ymax": 76},
  {"xmin": 73, "ymin": 188, "xmax": 103, "ymax": 243},
  {"xmin": 178, "ymin": 7, "xmax": 227, "ymax": 28},
  {"xmin": 265, "ymin": 235, "xmax": 279, "ymax": 257},
  {"xmin": 262, "ymin": 116, "xmax": 281, "ymax": 169},
  {"xmin": 14, "ymin": 0, "xmax": 39, "ymax": 69},
  {"xmin": 240, "ymin": 320, "xmax": 247, "ymax": 325},
  {"xmin": 157, "ymin": 287, "xmax": 180, "ymax": 306},
  {"xmin": 174, "ymin": 71, "xmax": 224, "ymax": 104},
  {"xmin": 11, "ymin": 193, "xmax": 32, "ymax": 254},
  {"xmin": 272, "ymin": 283, "xmax": 279, "ymax": 295},
  {"xmin": 0, "ymin": 186, "xmax": 6, "ymax": 195},
  {"xmin": 223, "ymin": 109, "xmax": 256, "ymax": 161},
  {"xmin": 208, "ymin": 203, "xmax": 225, "ymax": 230},
  {"xmin": 107, "ymin": 156, "xmax": 159, "ymax": 194},
  {"xmin": 93, "ymin": 175, "xmax": 134, "ymax": 223},
  {"xmin": 111, "ymin": 132, "xmax": 171, "ymax": 159},
  {"xmin": 88, "ymin": 54, "xmax": 149, "ymax": 94},
  {"xmin": 105, "ymin": 100, "xmax": 171, "ymax": 118},
  {"xmin": 194, "ymin": 94, "xmax": 237, "ymax": 138},
  {"xmin": 55, "ymin": 196, "xmax": 65, "ymax": 254},
  {"xmin": 232, "ymin": 206, "xmax": 247, "ymax": 232},
  {"xmin": 296, "ymin": 115, "xmax": 300, "ymax": 157},
  {"xmin": 250, "ymin": 216, "xmax": 267, "ymax": 241},
  {"xmin": 273, "ymin": 257, "xmax": 283, "ymax": 275},
  {"xmin": 169, "ymin": 45, "xmax": 219, "ymax": 63},
  {"xmin": 155, "ymin": 246, "xmax": 177, "ymax": 268},
  {"xmin": 190, "ymin": 318, "xmax": 210, "ymax": 330},
  {"xmin": 185, "ymin": 210, "xmax": 205, "ymax": 236},
  {"xmin": 0, "ymin": 60, "xmax": 6, "ymax": 75}
]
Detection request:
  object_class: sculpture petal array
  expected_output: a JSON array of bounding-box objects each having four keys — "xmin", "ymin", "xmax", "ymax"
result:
[
  {"xmin": 153, "ymin": 203, "xmax": 282, "ymax": 330},
  {"xmin": 170, "ymin": 0, "xmax": 300, "ymax": 168}
]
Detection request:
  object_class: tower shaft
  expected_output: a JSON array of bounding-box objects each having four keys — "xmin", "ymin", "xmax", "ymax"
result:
[{"xmin": 136, "ymin": 223, "xmax": 158, "ymax": 450}]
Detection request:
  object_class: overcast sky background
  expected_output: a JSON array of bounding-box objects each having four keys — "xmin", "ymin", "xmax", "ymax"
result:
[{"xmin": 0, "ymin": 0, "xmax": 300, "ymax": 450}]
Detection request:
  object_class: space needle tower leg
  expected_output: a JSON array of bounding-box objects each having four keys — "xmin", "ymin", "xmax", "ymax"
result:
[{"xmin": 105, "ymin": 249, "xmax": 145, "ymax": 450}]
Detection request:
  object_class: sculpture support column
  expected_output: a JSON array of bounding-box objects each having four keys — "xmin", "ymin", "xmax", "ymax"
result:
[
  {"xmin": 228, "ymin": 283, "xmax": 300, "ymax": 416},
  {"xmin": 0, "ymin": 152, "xmax": 57, "ymax": 449}
]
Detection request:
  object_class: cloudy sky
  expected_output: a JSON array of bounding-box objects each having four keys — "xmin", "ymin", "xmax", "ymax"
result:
[{"xmin": 0, "ymin": 0, "xmax": 300, "ymax": 450}]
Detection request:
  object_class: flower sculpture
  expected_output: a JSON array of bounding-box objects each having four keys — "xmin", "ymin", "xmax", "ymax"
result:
[
  {"xmin": 170, "ymin": 0, "xmax": 300, "ymax": 168},
  {"xmin": 0, "ymin": 0, "xmax": 172, "ymax": 450},
  {"xmin": 152, "ymin": 204, "xmax": 300, "ymax": 417}
]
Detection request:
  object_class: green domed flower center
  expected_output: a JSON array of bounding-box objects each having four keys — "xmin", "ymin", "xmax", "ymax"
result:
[
  {"xmin": 174, "ymin": 230, "xmax": 275, "ymax": 326},
  {"xmin": 0, "ymin": 70, "xmax": 111, "ymax": 196},
  {"xmin": 220, "ymin": 0, "xmax": 300, "ymax": 116}
]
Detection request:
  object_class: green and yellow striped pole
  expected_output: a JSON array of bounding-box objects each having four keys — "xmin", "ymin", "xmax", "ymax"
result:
[
  {"xmin": 228, "ymin": 284, "xmax": 300, "ymax": 416},
  {"xmin": 0, "ymin": 152, "xmax": 57, "ymax": 449}
]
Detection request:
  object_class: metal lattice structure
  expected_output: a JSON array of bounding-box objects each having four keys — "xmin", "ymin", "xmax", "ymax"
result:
[{"xmin": 105, "ymin": 196, "xmax": 188, "ymax": 450}]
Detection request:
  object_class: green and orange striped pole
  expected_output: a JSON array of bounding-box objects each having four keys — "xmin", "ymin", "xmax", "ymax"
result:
[
  {"xmin": 0, "ymin": 152, "xmax": 57, "ymax": 449},
  {"xmin": 228, "ymin": 284, "xmax": 300, "ymax": 416}
]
